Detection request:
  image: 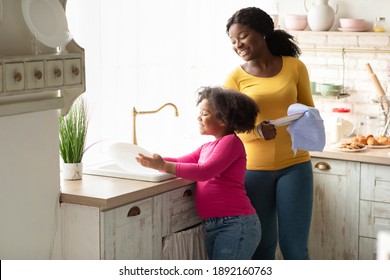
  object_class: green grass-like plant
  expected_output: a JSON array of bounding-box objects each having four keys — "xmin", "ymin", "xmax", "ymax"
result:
[{"xmin": 59, "ymin": 97, "xmax": 88, "ymax": 163}]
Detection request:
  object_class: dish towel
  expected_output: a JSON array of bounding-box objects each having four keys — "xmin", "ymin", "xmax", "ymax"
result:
[{"xmin": 286, "ymin": 103, "xmax": 326, "ymax": 155}]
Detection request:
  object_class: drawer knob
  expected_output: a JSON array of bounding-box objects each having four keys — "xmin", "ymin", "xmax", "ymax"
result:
[
  {"xmin": 54, "ymin": 68, "xmax": 62, "ymax": 78},
  {"xmin": 35, "ymin": 70, "xmax": 42, "ymax": 80},
  {"xmin": 314, "ymin": 162, "xmax": 331, "ymax": 171},
  {"xmin": 14, "ymin": 72, "xmax": 22, "ymax": 82},
  {"xmin": 183, "ymin": 189, "xmax": 193, "ymax": 197},
  {"xmin": 127, "ymin": 206, "xmax": 141, "ymax": 217},
  {"xmin": 72, "ymin": 66, "xmax": 80, "ymax": 76}
]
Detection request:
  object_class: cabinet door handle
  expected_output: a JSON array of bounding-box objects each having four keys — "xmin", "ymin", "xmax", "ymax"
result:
[
  {"xmin": 127, "ymin": 206, "xmax": 141, "ymax": 217},
  {"xmin": 54, "ymin": 68, "xmax": 62, "ymax": 78},
  {"xmin": 35, "ymin": 70, "xmax": 42, "ymax": 80},
  {"xmin": 72, "ymin": 66, "xmax": 80, "ymax": 76},
  {"xmin": 314, "ymin": 162, "xmax": 331, "ymax": 171},
  {"xmin": 14, "ymin": 72, "xmax": 22, "ymax": 82},
  {"xmin": 183, "ymin": 189, "xmax": 193, "ymax": 197}
]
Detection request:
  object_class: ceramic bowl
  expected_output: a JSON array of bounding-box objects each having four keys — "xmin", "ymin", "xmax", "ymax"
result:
[
  {"xmin": 284, "ymin": 14, "xmax": 308, "ymax": 31},
  {"xmin": 317, "ymin": 83, "xmax": 343, "ymax": 97},
  {"xmin": 339, "ymin": 18, "xmax": 365, "ymax": 29}
]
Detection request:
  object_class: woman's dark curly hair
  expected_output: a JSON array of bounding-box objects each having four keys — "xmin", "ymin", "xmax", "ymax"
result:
[
  {"xmin": 226, "ymin": 7, "xmax": 301, "ymax": 58},
  {"xmin": 196, "ymin": 86, "xmax": 259, "ymax": 133}
]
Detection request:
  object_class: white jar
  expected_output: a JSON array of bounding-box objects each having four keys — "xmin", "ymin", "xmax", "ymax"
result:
[
  {"xmin": 330, "ymin": 120, "xmax": 342, "ymax": 143},
  {"xmin": 306, "ymin": 0, "xmax": 336, "ymax": 31}
]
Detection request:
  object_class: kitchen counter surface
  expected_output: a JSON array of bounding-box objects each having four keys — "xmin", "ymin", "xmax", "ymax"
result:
[
  {"xmin": 60, "ymin": 175, "xmax": 194, "ymax": 211},
  {"xmin": 310, "ymin": 143, "xmax": 390, "ymax": 165},
  {"xmin": 61, "ymin": 143, "xmax": 390, "ymax": 210}
]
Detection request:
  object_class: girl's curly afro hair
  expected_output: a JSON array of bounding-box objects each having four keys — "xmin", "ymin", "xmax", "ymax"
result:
[{"xmin": 196, "ymin": 86, "xmax": 259, "ymax": 133}]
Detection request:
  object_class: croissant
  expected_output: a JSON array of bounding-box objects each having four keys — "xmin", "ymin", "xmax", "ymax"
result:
[
  {"xmin": 367, "ymin": 137, "xmax": 379, "ymax": 146},
  {"xmin": 377, "ymin": 136, "xmax": 388, "ymax": 145}
]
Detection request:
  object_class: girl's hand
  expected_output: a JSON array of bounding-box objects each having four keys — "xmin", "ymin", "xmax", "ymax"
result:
[
  {"xmin": 136, "ymin": 153, "xmax": 165, "ymax": 170},
  {"xmin": 258, "ymin": 120, "xmax": 277, "ymax": 140}
]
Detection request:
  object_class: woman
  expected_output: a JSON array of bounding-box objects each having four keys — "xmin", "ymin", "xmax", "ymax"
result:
[
  {"xmin": 224, "ymin": 7, "xmax": 315, "ymax": 260},
  {"xmin": 136, "ymin": 86, "xmax": 261, "ymax": 260}
]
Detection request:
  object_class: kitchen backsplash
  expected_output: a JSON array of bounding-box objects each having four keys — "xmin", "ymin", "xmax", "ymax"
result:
[{"xmin": 291, "ymin": 31, "xmax": 390, "ymax": 136}]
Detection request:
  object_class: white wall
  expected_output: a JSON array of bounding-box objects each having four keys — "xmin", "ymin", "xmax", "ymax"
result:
[
  {"xmin": 65, "ymin": 0, "xmax": 390, "ymax": 162},
  {"xmin": 0, "ymin": 110, "xmax": 61, "ymax": 259}
]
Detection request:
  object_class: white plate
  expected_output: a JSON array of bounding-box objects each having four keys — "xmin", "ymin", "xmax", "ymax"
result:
[
  {"xmin": 333, "ymin": 145, "xmax": 368, "ymax": 152},
  {"xmin": 270, "ymin": 112, "xmax": 305, "ymax": 127},
  {"xmin": 337, "ymin": 27, "xmax": 369, "ymax": 32},
  {"xmin": 22, "ymin": 0, "xmax": 72, "ymax": 48},
  {"xmin": 367, "ymin": 145, "xmax": 390, "ymax": 149},
  {"xmin": 109, "ymin": 142, "xmax": 157, "ymax": 174}
]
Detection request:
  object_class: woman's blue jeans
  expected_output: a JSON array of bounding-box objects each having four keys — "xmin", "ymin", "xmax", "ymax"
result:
[
  {"xmin": 245, "ymin": 160, "xmax": 313, "ymax": 260},
  {"xmin": 203, "ymin": 214, "xmax": 261, "ymax": 260}
]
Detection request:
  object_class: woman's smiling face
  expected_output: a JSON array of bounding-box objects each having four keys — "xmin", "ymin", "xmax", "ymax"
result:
[
  {"xmin": 228, "ymin": 23, "xmax": 265, "ymax": 61},
  {"xmin": 197, "ymin": 99, "xmax": 226, "ymax": 138}
]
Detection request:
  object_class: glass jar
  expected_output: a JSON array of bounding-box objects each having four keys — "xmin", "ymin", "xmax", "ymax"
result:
[
  {"xmin": 373, "ymin": 17, "xmax": 387, "ymax": 32},
  {"xmin": 330, "ymin": 108, "xmax": 354, "ymax": 142},
  {"xmin": 364, "ymin": 116, "xmax": 379, "ymax": 136}
]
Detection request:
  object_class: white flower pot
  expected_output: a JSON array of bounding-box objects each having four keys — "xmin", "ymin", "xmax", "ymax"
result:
[{"xmin": 62, "ymin": 162, "xmax": 83, "ymax": 180}]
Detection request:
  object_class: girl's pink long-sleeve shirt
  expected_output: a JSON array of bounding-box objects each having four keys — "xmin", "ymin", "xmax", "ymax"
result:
[{"xmin": 164, "ymin": 134, "xmax": 256, "ymax": 219}]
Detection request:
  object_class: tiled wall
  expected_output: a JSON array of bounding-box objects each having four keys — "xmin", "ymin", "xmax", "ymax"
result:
[{"xmin": 291, "ymin": 31, "xmax": 390, "ymax": 136}]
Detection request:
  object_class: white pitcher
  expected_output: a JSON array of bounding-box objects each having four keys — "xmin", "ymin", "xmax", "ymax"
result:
[{"xmin": 305, "ymin": 0, "xmax": 338, "ymax": 31}]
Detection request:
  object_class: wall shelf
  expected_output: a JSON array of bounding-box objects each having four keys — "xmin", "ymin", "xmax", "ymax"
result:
[
  {"xmin": 0, "ymin": 0, "xmax": 85, "ymax": 117},
  {"xmin": 0, "ymin": 51, "xmax": 85, "ymax": 117}
]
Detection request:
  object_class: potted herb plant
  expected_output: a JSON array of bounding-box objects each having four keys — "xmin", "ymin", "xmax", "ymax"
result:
[{"xmin": 59, "ymin": 97, "xmax": 88, "ymax": 180}]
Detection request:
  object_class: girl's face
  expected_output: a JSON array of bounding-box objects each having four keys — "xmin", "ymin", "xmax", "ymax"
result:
[
  {"xmin": 228, "ymin": 23, "xmax": 265, "ymax": 61},
  {"xmin": 197, "ymin": 99, "xmax": 226, "ymax": 138}
]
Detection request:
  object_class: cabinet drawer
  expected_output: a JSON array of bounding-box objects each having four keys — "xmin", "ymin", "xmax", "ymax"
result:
[
  {"xmin": 26, "ymin": 61, "xmax": 44, "ymax": 89},
  {"xmin": 5, "ymin": 62, "xmax": 24, "ymax": 91},
  {"xmin": 361, "ymin": 163, "xmax": 390, "ymax": 202},
  {"xmin": 101, "ymin": 198, "xmax": 153, "ymax": 259},
  {"xmin": 46, "ymin": 59, "xmax": 64, "ymax": 87},
  {"xmin": 360, "ymin": 200, "xmax": 390, "ymax": 238},
  {"xmin": 311, "ymin": 157, "xmax": 358, "ymax": 176},
  {"xmin": 64, "ymin": 59, "xmax": 82, "ymax": 86},
  {"xmin": 164, "ymin": 184, "xmax": 201, "ymax": 234}
]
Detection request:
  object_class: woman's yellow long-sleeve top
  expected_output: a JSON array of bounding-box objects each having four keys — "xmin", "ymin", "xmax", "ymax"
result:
[{"xmin": 224, "ymin": 56, "xmax": 315, "ymax": 170}]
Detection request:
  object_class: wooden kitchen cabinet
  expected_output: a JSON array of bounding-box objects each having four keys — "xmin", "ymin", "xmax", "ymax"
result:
[
  {"xmin": 100, "ymin": 197, "xmax": 156, "ymax": 259},
  {"xmin": 359, "ymin": 163, "xmax": 390, "ymax": 260},
  {"xmin": 61, "ymin": 183, "xmax": 200, "ymax": 259},
  {"xmin": 161, "ymin": 184, "xmax": 201, "ymax": 236},
  {"xmin": 309, "ymin": 158, "xmax": 360, "ymax": 259}
]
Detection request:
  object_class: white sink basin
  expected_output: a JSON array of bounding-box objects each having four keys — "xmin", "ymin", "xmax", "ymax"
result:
[{"xmin": 83, "ymin": 162, "xmax": 176, "ymax": 182}]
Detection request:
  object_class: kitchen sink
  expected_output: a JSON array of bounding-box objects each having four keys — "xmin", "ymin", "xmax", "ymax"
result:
[{"xmin": 83, "ymin": 162, "xmax": 176, "ymax": 182}]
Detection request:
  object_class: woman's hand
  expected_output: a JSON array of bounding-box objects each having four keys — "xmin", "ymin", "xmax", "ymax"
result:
[
  {"xmin": 136, "ymin": 153, "xmax": 165, "ymax": 170},
  {"xmin": 258, "ymin": 120, "xmax": 277, "ymax": 140}
]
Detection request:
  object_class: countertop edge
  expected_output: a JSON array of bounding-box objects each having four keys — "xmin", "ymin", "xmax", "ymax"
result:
[
  {"xmin": 310, "ymin": 146, "xmax": 390, "ymax": 165},
  {"xmin": 60, "ymin": 176, "xmax": 195, "ymax": 210}
]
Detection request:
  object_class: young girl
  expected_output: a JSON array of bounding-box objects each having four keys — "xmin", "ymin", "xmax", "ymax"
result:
[{"xmin": 136, "ymin": 86, "xmax": 261, "ymax": 260}]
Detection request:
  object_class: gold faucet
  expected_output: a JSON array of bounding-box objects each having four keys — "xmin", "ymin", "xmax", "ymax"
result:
[{"xmin": 132, "ymin": 102, "xmax": 179, "ymax": 145}]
